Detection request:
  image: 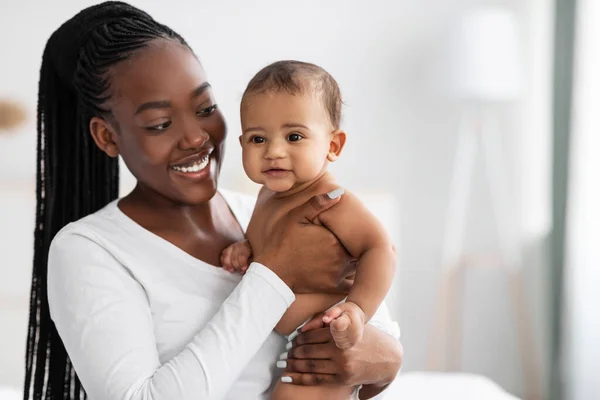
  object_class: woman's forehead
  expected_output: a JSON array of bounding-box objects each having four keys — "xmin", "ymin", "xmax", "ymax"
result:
[{"xmin": 109, "ymin": 39, "xmax": 208, "ymax": 108}]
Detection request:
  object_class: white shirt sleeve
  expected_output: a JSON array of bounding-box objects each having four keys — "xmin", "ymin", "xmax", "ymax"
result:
[{"xmin": 47, "ymin": 231, "xmax": 294, "ymax": 400}]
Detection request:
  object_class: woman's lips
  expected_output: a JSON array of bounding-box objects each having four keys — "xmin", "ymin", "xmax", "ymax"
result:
[{"xmin": 170, "ymin": 153, "xmax": 212, "ymax": 181}]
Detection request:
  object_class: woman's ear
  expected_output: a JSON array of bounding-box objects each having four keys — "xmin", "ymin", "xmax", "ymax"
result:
[
  {"xmin": 327, "ymin": 130, "xmax": 347, "ymax": 162},
  {"xmin": 89, "ymin": 117, "xmax": 119, "ymax": 158}
]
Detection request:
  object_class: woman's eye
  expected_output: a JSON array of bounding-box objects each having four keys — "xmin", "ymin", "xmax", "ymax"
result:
[
  {"xmin": 287, "ymin": 133, "xmax": 302, "ymax": 142},
  {"xmin": 251, "ymin": 136, "xmax": 265, "ymax": 144},
  {"xmin": 197, "ymin": 104, "xmax": 218, "ymax": 117},
  {"xmin": 146, "ymin": 121, "xmax": 172, "ymax": 131}
]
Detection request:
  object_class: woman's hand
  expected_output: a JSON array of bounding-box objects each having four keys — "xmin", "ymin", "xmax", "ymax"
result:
[
  {"xmin": 253, "ymin": 189, "xmax": 355, "ymax": 294},
  {"xmin": 280, "ymin": 316, "xmax": 402, "ymax": 398}
]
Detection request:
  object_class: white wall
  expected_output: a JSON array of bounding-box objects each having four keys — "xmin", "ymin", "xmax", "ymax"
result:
[{"xmin": 0, "ymin": 1, "xmax": 553, "ymax": 398}]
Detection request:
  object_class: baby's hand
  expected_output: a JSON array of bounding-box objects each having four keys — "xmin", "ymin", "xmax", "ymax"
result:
[
  {"xmin": 322, "ymin": 302, "xmax": 366, "ymax": 350},
  {"xmin": 220, "ymin": 240, "xmax": 253, "ymax": 274}
]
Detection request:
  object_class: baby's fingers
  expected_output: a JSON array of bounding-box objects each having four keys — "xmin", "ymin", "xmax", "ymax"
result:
[
  {"xmin": 237, "ymin": 253, "xmax": 250, "ymax": 270},
  {"xmin": 322, "ymin": 306, "xmax": 343, "ymax": 324},
  {"xmin": 330, "ymin": 313, "xmax": 352, "ymax": 332},
  {"xmin": 220, "ymin": 247, "xmax": 235, "ymax": 273}
]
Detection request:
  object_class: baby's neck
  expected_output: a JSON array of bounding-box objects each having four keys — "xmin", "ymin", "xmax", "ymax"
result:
[{"xmin": 272, "ymin": 171, "xmax": 336, "ymax": 199}]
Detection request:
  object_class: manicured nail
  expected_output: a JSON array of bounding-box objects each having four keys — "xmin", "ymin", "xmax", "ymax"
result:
[
  {"xmin": 327, "ymin": 188, "xmax": 344, "ymax": 199},
  {"xmin": 288, "ymin": 330, "xmax": 298, "ymax": 341},
  {"xmin": 276, "ymin": 361, "xmax": 287, "ymax": 368},
  {"xmin": 281, "ymin": 376, "xmax": 292, "ymax": 383},
  {"xmin": 286, "ymin": 342, "xmax": 293, "ymax": 350},
  {"xmin": 279, "ymin": 352, "xmax": 288, "ymax": 360}
]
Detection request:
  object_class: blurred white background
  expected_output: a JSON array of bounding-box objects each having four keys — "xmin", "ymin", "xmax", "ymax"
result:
[{"xmin": 3, "ymin": 0, "xmax": 591, "ymax": 399}]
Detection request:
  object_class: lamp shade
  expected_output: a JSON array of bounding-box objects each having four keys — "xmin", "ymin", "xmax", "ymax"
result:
[{"xmin": 449, "ymin": 8, "xmax": 522, "ymax": 101}]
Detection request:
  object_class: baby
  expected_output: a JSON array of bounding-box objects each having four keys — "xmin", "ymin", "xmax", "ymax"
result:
[{"xmin": 221, "ymin": 61, "xmax": 396, "ymax": 399}]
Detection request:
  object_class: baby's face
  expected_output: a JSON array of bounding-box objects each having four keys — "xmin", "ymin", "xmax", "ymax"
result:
[{"xmin": 240, "ymin": 91, "xmax": 334, "ymax": 193}]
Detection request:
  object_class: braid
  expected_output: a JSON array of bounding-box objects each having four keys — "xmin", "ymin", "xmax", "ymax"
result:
[{"xmin": 25, "ymin": 2, "xmax": 188, "ymax": 399}]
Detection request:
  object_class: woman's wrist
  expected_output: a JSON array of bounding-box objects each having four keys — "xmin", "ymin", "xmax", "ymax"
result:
[
  {"xmin": 253, "ymin": 254, "xmax": 294, "ymax": 290},
  {"xmin": 359, "ymin": 325, "xmax": 402, "ymax": 388},
  {"xmin": 246, "ymin": 262, "xmax": 296, "ymax": 306}
]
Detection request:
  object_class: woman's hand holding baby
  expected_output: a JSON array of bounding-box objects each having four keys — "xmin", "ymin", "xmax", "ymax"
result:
[
  {"xmin": 281, "ymin": 322, "xmax": 401, "ymax": 390},
  {"xmin": 253, "ymin": 190, "xmax": 355, "ymax": 294}
]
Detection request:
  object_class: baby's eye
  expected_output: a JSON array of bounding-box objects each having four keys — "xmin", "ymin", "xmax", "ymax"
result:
[
  {"xmin": 287, "ymin": 133, "xmax": 302, "ymax": 142},
  {"xmin": 251, "ymin": 136, "xmax": 265, "ymax": 144}
]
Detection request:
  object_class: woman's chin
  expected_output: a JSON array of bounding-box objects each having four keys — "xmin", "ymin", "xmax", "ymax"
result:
[{"xmin": 174, "ymin": 181, "xmax": 219, "ymax": 205}]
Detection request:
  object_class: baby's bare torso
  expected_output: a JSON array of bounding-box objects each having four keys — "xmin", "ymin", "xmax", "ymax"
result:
[{"xmin": 246, "ymin": 173, "xmax": 347, "ymax": 334}]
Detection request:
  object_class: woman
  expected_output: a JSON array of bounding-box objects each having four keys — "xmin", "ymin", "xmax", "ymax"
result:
[{"xmin": 24, "ymin": 2, "xmax": 402, "ymax": 399}]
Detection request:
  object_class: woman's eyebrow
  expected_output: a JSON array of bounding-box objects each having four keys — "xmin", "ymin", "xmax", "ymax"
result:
[
  {"xmin": 191, "ymin": 82, "xmax": 212, "ymax": 98},
  {"xmin": 135, "ymin": 100, "xmax": 171, "ymax": 115},
  {"xmin": 134, "ymin": 83, "xmax": 212, "ymax": 115}
]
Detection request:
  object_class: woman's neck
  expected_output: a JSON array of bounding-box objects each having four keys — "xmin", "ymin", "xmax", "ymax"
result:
[
  {"xmin": 119, "ymin": 183, "xmax": 219, "ymax": 233},
  {"xmin": 118, "ymin": 183, "xmax": 245, "ymax": 266}
]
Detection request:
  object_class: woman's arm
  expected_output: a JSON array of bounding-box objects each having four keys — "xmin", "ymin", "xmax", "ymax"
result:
[
  {"xmin": 356, "ymin": 326, "xmax": 403, "ymax": 399},
  {"xmin": 358, "ymin": 303, "xmax": 403, "ymax": 398},
  {"xmin": 48, "ymin": 231, "xmax": 293, "ymax": 400}
]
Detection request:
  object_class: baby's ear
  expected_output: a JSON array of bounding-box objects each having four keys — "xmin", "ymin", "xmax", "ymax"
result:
[{"xmin": 327, "ymin": 130, "xmax": 346, "ymax": 162}]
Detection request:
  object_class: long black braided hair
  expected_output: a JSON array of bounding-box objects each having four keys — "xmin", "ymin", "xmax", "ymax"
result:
[{"xmin": 25, "ymin": 2, "xmax": 189, "ymax": 398}]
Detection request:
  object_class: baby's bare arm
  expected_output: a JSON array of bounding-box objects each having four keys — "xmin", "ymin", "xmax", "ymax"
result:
[{"xmin": 318, "ymin": 190, "xmax": 396, "ymax": 321}]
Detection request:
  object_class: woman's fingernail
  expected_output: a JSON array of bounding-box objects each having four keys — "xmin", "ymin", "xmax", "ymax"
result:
[
  {"xmin": 327, "ymin": 188, "xmax": 344, "ymax": 199},
  {"xmin": 279, "ymin": 352, "xmax": 288, "ymax": 360},
  {"xmin": 288, "ymin": 330, "xmax": 298, "ymax": 341},
  {"xmin": 281, "ymin": 376, "xmax": 292, "ymax": 383},
  {"xmin": 276, "ymin": 361, "xmax": 287, "ymax": 368},
  {"xmin": 286, "ymin": 342, "xmax": 293, "ymax": 350}
]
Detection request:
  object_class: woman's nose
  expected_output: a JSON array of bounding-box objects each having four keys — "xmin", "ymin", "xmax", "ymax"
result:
[{"xmin": 179, "ymin": 119, "xmax": 210, "ymax": 150}]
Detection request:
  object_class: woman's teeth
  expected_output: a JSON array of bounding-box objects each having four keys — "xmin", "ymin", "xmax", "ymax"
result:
[{"xmin": 171, "ymin": 154, "xmax": 210, "ymax": 173}]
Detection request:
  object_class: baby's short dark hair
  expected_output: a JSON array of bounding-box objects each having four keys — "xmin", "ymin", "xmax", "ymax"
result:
[{"xmin": 242, "ymin": 60, "xmax": 342, "ymax": 129}]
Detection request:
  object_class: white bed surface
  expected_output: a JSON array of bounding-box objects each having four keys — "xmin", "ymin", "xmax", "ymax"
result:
[
  {"xmin": 385, "ymin": 372, "xmax": 521, "ymax": 399},
  {"xmin": 1, "ymin": 373, "xmax": 521, "ymax": 400}
]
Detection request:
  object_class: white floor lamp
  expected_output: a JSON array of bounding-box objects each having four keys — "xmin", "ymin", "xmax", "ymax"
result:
[{"xmin": 427, "ymin": 8, "xmax": 542, "ymax": 400}]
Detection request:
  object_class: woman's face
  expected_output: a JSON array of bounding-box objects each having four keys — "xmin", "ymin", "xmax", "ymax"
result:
[{"xmin": 97, "ymin": 39, "xmax": 226, "ymax": 206}]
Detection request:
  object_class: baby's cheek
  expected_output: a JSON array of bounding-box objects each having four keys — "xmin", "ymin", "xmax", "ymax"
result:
[
  {"xmin": 298, "ymin": 154, "xmax": 326, "ymax": 179},
  {"xmin": 242, "ymin": 154, "xmax": 263, "ymax": 183}
]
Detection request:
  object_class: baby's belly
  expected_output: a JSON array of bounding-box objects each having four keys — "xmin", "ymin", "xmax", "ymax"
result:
[{"xmin": 275, "ymin": 293, "xmax": 346, "ymax": 335}]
